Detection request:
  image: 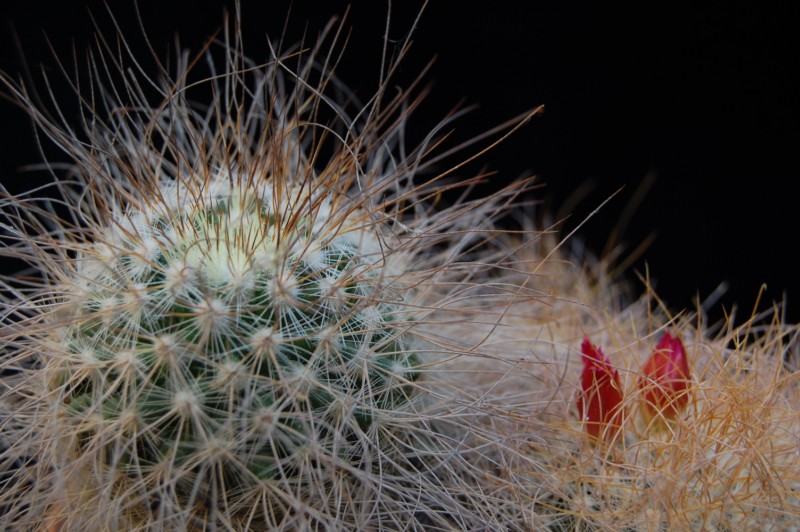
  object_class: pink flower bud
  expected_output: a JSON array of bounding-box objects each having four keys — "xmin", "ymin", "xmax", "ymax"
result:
[
  {"xmin": 640, "ymin": 331, "xmax": 691, "ymax": 419},
  {"xmin": 577, "ymin": 337, "xmax": 625, "ymax": 441}
]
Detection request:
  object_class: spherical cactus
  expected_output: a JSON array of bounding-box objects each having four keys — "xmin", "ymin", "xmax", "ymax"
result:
[
  {"xmin": 50, "ymin": 175, "xmax": 423, "ymax": 523},
  {"xmin": 428, "ymin": 232, "xmax": 800, "ymax": 530},
  {"xmin": 0, "ymin": 6, "xmax": 538, "ymax": 529}
]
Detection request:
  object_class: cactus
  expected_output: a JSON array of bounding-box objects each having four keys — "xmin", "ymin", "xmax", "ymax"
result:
[
  {"xmin": 428, "ymin": 230, "xmax": 800, "ymax": 530},
  {"xmin": 0, "ymin": 6, "xmax": 540, "ymax": 529},
  {"xmin": 52, "ymin": 175, "xmax": 423, "ymax": 521}
]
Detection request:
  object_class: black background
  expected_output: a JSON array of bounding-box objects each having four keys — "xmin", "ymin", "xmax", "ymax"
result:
[{"xmin": 2, "ymin": 1, "xmax": 798, "ymax": 325}]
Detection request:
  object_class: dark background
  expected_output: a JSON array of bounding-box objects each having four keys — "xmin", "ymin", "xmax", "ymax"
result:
[{"xmin": 2, "ymin": 1, "xmax": 798, "ymax": 325}]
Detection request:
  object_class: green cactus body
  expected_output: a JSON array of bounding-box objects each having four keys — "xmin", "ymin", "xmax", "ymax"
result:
[{"xmin": 56, "ymin": 176, "xmax": 420, "ymax": 518}]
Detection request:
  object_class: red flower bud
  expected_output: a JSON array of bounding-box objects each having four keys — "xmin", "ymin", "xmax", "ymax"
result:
[
  {"xmin": 640, "ymin": 331, "xmax": 691, "ymax": 420},
  {"xmin": 577, "ymin": 337, "xmax": 625, "ymax": 441}
]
